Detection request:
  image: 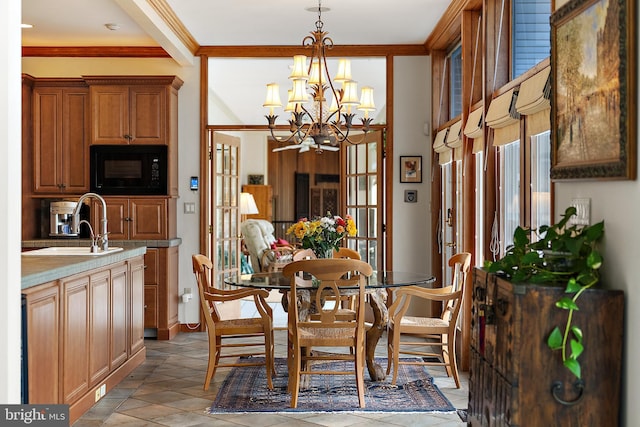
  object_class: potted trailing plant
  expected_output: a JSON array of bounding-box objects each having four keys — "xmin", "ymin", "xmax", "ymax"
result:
[{"xmin": 485, "ymin": 206, "xmax": 604, "ymax": 379}]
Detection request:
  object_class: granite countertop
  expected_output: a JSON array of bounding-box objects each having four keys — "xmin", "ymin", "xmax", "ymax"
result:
[
  {"xmin": 22, "ymin": 237, "xmax": 182, "ymax": 248},
  {"xmin": 21, "ymin": 246, "xmax": 147, "ymax": 290}
]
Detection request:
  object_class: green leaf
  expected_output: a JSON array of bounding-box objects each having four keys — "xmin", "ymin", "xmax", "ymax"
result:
[
  {"xmin": 570, "ymin": 325, "xmax": 583, "ymax": 343},
  {"xmin": 522, "ymin": 251, "xmax": 542, "ymax": 264},
  {"xmin": 556, "ymin": 297, "xmax": 579, "ymax": 310},
  {"xmin": 513, "ymin": 227, "xmax": 530, "ymax": 248},
  {"xmin": 565, "ymin": 238, "xmax": 583, "ymax": 256},
  {"xmin": 587, "ymin": 250, "xmax": 603, "ymax": 270},
  {"xmin": 585, "ymin": 221, "xmax": 605, "ymax": 241},
  {"xmin": 547, "ymin": 327, "xmax": 563, "ymax": 350},
  {"xmin": 570, "ymin": 339, "xmax": 584, "ymax": 359},
  {"xmin": 564, "ymin": 358, "xmax": 582, "ymax": 379},
  {"xmin": 565, "ymin": 278, "xmax": 582, "ymax": 293}
]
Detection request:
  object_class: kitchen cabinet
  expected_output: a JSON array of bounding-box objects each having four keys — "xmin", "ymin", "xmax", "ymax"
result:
[
  {"xmin": 110, "ymin": 263, "xmax": 129, "ymax": 370},
  {"xmin": 86, "ymin": 76, "xmax": 182, "ymax": 146},
  {"xmin": 89, "ymin": 269, "xmax": 111, "ymax": 386},
  {"xmin": 22, "ymin": 252, "xmax": 146, "ymax": 424},
  {"xmin": 143, "ymin": 247, "xmax": 180, "ymax": 340},
  {"xmin": 32, "ymin": 81, "xmax": 90, "ymax": 194},
  {"xmin": 129, "ymin": 257, "xmax": 145, "ymax": 355},
  {"xmin": 468, "ymin": 268, "xmax": 624, "ymax": 427},
  {"xmin": 61, "ymin": 273, "xmax": 90, "ymax": 404},
  {"xmin": 92, "ymin": 196, "xmax": 176, "ymax": 240},
  {"xmin": 24, "ymin": 282, "xmax": 60, "ymax": 404}
]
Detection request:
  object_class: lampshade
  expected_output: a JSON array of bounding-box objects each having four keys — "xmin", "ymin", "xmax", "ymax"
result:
[
  {"xmin": 289, "ymin": 55, "xmax": 309, "ymax": 80},
  {"xmin": 239, "ymin": 192, "xmax": 259, "ymax": 215},
  {"xmin": 358, "ymin": 86, "xmax": 376, "ymax": 118},
  {"xmin": 289, "ymin": 78, "xmax": 310, "ymax": 104},
  {"xmin": 263, "ymin": 83, "xmax": 282, "ymax": 116},
  {"xmin": 341, "ymin": 80, "xmax": 360, "ymax": 105},
  {"xmin": 334, "ymin": 59, "xmax": 352, "ymax": 84},
  {"xmin": 308, "ymin": 60, "xmax": 326, "ymax": 86}
]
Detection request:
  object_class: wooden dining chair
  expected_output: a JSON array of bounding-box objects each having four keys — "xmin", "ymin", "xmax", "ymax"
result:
[
  {"xmin": 192, "ymin": 254, "xmax": 275, "ymax": 391},
  {"xmin": 448, "ymin": 252, "xmax": 472, "ymax": 292},
  {"xmin": 282, "ymin": 258, "xmax": 373, "ymax": 408},
  {"xmin": 386, "ymin": 285, "xmax": 464, "ymax": 388},
  {"xmin": 292, "ymin": 248, "xmax": 316, "ymax": 261}
]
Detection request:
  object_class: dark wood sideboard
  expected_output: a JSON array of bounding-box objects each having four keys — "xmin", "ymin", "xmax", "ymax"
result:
[{"xmin": 468, "ymin": 268, "xmax": 624, "ymax": 427}]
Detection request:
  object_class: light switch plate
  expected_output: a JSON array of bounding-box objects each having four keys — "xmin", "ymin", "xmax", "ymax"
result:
[
  {"xmin": 184, "ymin": 202, "xmax": 196, "ymax": 214},
  {"xmin": 570, "ymin": 198, "xmax": 590, "ymax": 225}
]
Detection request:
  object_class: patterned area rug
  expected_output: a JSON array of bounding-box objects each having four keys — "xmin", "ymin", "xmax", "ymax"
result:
[{"xmin": 208, "ymin": 357, "xmax": 456, "ymax": 413}]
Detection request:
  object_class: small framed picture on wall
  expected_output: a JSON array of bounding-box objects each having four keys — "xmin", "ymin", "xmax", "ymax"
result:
[
  {"xmin": 400, "ymin": 156, "xmax": 422, "ymax": 183},
  {"xmin": 248, "ymin": 174, "xmax": 264, "ymax": 185}
]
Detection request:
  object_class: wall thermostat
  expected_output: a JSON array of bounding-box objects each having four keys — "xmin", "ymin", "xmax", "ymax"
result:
[
  {"xmin": 404, "ymin": 190, "xmax": 417, "ymax": 203},
  {"xmin": 190, "ymin": 176, "xmax": 199, "ymax": 191}
]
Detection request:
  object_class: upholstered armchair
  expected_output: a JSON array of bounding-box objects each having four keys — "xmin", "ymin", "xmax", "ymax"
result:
[{"xmin": 241, "ymin": 219, "xmax": 294, "ymax": 272}]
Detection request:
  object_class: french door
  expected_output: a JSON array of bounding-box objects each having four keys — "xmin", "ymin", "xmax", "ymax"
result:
[
  {"xmin": 342, "ymin": 130, "xmax": 386, "ymax": 271},
  {"xmin": 207, "ymin": 131, "xmax": 241, "ymax": 289}
]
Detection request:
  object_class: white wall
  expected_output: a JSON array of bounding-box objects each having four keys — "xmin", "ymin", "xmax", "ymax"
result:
[
  {"xmin": 21, "ymin": 57, "xmax": 203, "ymax": 325},
  {"xmin": 0, "ymin": 0, "xmax": 23, "ymax": 404},
  {"xmin": 552, "ymin": 8, "xmax": 638, "ymax": 424},
  {"xmin": 391, "ymin": 56, "xmax": 432, "ymax": 274}
]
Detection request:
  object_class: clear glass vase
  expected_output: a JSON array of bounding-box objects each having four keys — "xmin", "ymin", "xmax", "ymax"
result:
[{"xmin": 314, "ymin": 247, "xmax": 334, "ymax": 259}]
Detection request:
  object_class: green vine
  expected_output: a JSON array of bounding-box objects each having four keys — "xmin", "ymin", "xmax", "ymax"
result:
[{"xmin": 485, "ymin": 206, "xmax": 604, "ymax": 379}]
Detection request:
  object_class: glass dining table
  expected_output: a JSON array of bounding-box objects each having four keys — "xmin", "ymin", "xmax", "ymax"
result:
[{"xmin": 225, "ymin": 270, "xmax": 436, "ymax": 382}]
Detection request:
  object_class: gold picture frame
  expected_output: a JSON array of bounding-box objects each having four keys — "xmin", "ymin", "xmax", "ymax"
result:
[{"xmin": 550, "ymin": 0, "xmax": 636, "ymax": 180}]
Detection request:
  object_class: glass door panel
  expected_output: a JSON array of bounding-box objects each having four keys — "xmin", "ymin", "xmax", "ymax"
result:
[
  {"xmin": 210, "ymin": 131, "xmax": 240, "ymax": 289},
  {"xmin": 343, "ymin": 130, "xmax": 384, "ymax": 270}
]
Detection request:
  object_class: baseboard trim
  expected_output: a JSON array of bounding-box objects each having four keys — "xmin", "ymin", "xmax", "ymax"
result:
[{"xmin": 69, "ymin": 346, "xmax": 146, "ymax": 425}]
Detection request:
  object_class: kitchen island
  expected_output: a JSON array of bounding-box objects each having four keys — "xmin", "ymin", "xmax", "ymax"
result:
[
  {"xmin": 22, "ymin": 246, "xmax": 147, "ymax": 424},
  {"xmin": 24, "ymin": 238, "xmax": 181, "ymax": 340}
]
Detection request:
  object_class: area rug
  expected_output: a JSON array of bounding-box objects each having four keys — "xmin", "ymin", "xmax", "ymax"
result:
[{"xmin": 208, "ymin": 357, "xmax": 456, "ymax": 413}]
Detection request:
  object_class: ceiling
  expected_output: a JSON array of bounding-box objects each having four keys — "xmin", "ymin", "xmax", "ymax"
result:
[
  {"xmin": 21, "ymin": 0, "xmax": 451, "ymax": 48},
  {"xmin": 21, "ymin": 0, "xmax": 451, "ymax": 126}
]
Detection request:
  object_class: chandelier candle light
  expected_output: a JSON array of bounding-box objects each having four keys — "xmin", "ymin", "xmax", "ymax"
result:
[{"xmin": 263, "ymin": 0, "xmax": 375, "ymax": 151}]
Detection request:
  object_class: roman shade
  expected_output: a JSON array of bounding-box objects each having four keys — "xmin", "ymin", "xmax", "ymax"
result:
[
  {"xmin": 486, "ymin": 89, "xmax": 521, "ymax": 146},
  {"xmin": 464, "ymin": 107, "xmax": 485, "ymax": 153},
  {"xmin": 445, "ymin": 120, "xmax": 463, "ymax": 149},
  {"xmin": 516, "ymin": 66, "xmax": 551, "ymax": 136},
  {"xmin": 433, "ymin": 127, "xmax": 452, "ymax": 165}
]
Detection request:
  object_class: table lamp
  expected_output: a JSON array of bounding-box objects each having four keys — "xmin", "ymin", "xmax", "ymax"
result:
[{"xmin": 240, "ymin": 192, "xmax": 259, "ymax": 222}]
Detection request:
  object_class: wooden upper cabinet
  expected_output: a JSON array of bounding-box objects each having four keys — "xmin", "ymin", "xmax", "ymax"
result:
[
  {"xmin": 86, "ymin": 76, "xmax": 183, "ymax": 146},
  {"xmin": 91, "ymin": 196, "xmax": 170, "ymax": 240},
  {"xmin": 32, "ymin": 82, "xmax": 89, "ymax": 194}
]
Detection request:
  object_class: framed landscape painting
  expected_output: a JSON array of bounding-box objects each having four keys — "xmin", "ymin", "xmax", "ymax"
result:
[{"xmin": 550, "ymin": 0, "xmax": 636, "ymax": 180}]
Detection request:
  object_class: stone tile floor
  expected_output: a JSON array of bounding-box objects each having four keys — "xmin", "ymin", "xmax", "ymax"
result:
[{"xmin": 73, "ymin": 301, "xmax": 468, "ymax": 427}]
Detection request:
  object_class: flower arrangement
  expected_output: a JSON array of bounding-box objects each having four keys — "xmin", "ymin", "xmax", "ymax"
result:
[{"xmin": 287, "ymin": 212, "xmax": 357, "ymax": 258}]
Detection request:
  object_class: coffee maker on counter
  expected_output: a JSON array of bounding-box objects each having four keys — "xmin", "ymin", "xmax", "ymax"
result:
[{"xmin": 49, "ymin": 201, "xmax": 79, "ymax": 237}]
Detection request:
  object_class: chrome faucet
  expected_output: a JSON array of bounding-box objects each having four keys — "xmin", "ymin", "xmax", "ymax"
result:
[
  {"xmin": 73, "ymin": 192, "xmax": 109, "ymax": 251},
  {"xmin": 78, "ymin": 220, "xmax": 100, "ymax": 253}
]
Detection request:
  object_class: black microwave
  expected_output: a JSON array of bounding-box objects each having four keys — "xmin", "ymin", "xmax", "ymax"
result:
[{"xmin": 90, "ymin": 145, "xmax": 168, "ymax": 195}]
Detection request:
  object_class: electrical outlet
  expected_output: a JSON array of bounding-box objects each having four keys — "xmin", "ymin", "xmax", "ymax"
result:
[{"xmin": 94, "ymin": 384, "xmax": 106, "ymax": 402}]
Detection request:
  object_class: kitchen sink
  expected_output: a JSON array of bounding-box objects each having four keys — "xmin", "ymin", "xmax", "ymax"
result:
[{"xmin": 23, "ymin": 247, "xmax": 124, "ymax": 256}]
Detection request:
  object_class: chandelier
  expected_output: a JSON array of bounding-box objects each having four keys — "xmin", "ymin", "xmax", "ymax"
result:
[{"xmin": 263, "ymin": 1, "xmax": 375, "ymax": 148}]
